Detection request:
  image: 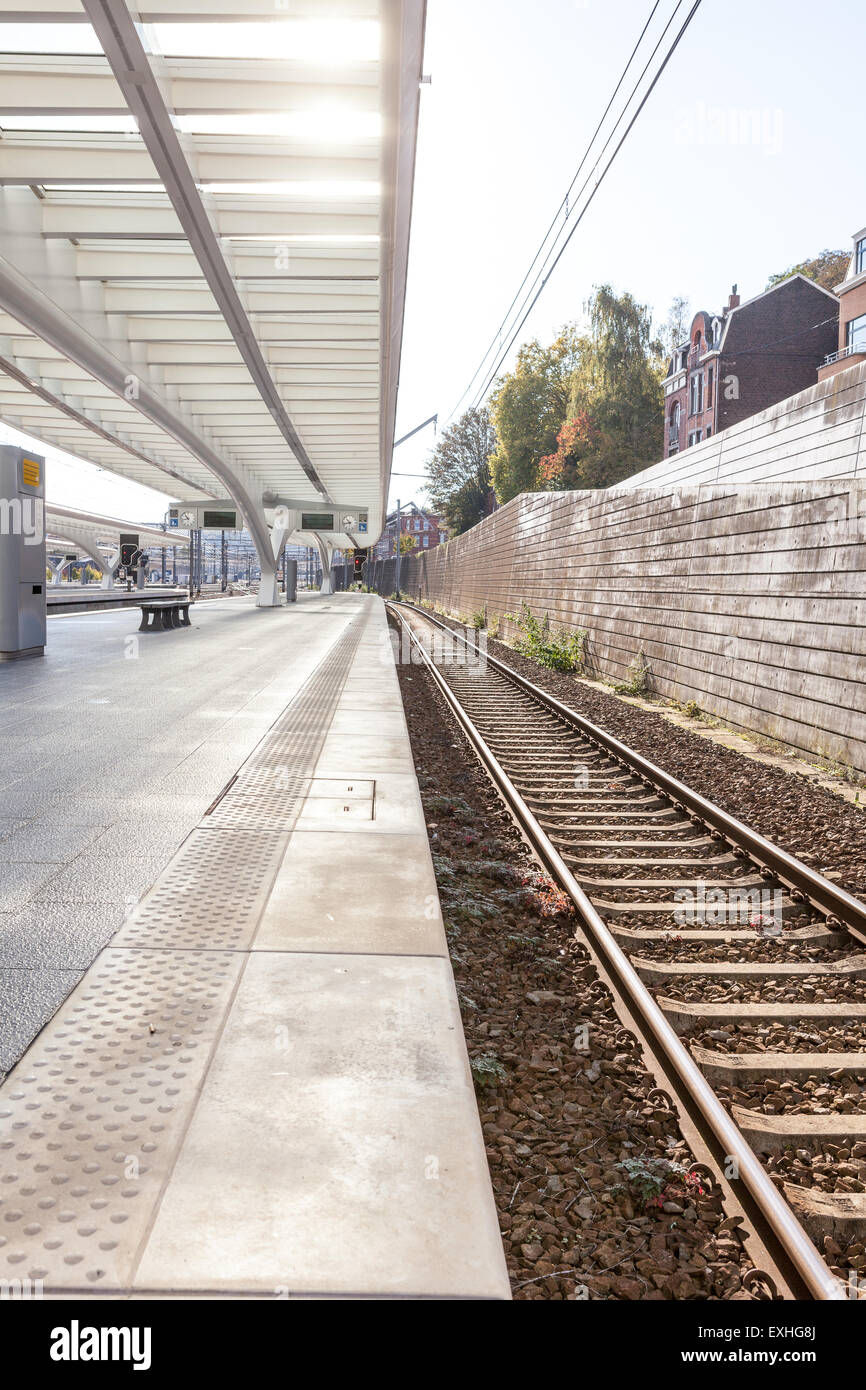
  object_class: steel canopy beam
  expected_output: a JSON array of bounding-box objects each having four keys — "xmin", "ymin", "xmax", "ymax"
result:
[
  {"xmin": 82, "ymin": 0, "xmax": 331, "ymax": 501},
  {"xmin": 0, "ymin": 249, "xmax": 272, "ymax": 559},
  {"xmin": 0, "ymin": 352, "xmax": 211, "ymax": 495}
]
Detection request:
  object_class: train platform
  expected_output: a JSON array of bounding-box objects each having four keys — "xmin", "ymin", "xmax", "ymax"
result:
[
  {"xmin": 47, "ymin": 585, "xmax": 187, "ymax": 616},
  {"xmin": 0, "ymin": 593, "xmax": 509, "ymax": 1300}
]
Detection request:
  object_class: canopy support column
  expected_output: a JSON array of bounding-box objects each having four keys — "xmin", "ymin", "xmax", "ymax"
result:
[{"xmin": 313, "ymin": 535, "xmax": 334, "ymax": 595}]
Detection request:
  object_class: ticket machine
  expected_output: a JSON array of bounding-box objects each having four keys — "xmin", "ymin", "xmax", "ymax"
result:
[{"xmin": 0, "ymin": 446, "xmax": 46, "ymax": 660}]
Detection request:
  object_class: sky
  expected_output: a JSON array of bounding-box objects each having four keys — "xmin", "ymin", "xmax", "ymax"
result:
[{"xmin": 2, "ymin": 0, "xmax": 865, "ymax": 524}]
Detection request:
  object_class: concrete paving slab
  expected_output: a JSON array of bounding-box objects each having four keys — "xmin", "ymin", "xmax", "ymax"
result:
[
  {"xmin": 0, "ymin": 966, "xmax": 83, "ymax": 1069},
  {"xmin": 312, "ymin": 733, "xmax": 414, "ymax": 776},
  {"xmin": 0, "ymin": 862, "xmax": 64, "ymax": 910},
  {"xmin": 33, "ymin": 854, "xmax": 176, "ymax": 906},
  {"xmin": 0, "ymin": 903, "xmax": 123, "ymax": 968},
  {"xmin": 134, "ymin": 953, "xmax": 509, "ymax": 1298},
  {"xmin": 0, "ymin": 821, "xmax": 111, "ymax": 865},
  {"xmin": 254, "ymin": 830, "xmax": 445, "ymax": 957}
]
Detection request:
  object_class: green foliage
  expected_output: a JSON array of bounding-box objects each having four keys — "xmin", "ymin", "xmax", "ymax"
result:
[
  {"xmin": 550, "ymin": 285, "xmax": 665, "ymax": 488},
  {"xmin": 613, "ymin": 651, "xmax": 651, "ymax": 697},
  {"xmin": 489, "ymin": 289, "xmax": 665, "ymax": 500},
  {"xmin": 471, "ymin": 608, "xmax": 486, "ymax": 629},
  {"xmin": 488, "ymin": 327, "xmax": 581, "ymax": 502},
  {"xmin": 470, "ymin": 1053, "xmax": 507, "ymax": 1090},
  {"xmin": 505, "ymin": 602, "xmax": 587, "ymax": 672},
  {"xmin": 426, "ymin": 406, "xmax": 495, "ymax": 535},
  {"xmin": 615, "ymin": 1156, "xmax": 699, "ymax": 1210},
  {"xmin": 766, "ymin": 247, "xmax": 849, "ymax": 293}
]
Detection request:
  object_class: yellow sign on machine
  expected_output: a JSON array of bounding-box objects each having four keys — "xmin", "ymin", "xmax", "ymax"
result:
[{"xmin": 21, "ymin": 457, "xmax": 41, "ymax": 488}]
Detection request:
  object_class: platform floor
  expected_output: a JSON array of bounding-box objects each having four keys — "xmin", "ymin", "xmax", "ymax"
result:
[{"xmin": 0, "ymin": 593, "xmax": 509, "ymax": 1299}]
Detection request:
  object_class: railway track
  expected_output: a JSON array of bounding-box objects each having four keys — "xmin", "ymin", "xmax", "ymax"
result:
[{"xmin": 388, "ymin": 601, "xmax": 866, "ymax": 1302}]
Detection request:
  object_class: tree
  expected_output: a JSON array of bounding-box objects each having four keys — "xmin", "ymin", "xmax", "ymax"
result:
[
  {"xmin": 398, "ymin": 532, "xmax": 417, "ymax": 554},
  {"xmin": 488, "ymin": 326, "xmax": 581, "ymax": 503},
  {"xmin": 540, "ymin": 286, "xmax": 665, "ymax": 489},
  {"xmin": 426, "ymin": 406, "xmax": 495, "ymax": 535},
  {"xmin": 663, "ymin": 294, "xmax": 690, "ymax": 360},
  {"xmin": 766, "ymin": 248, "xmax": 849, "ymax": 293}
]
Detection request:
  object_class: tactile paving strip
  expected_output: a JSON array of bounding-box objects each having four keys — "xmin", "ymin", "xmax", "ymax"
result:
[
  {"xmin": 0, "ymin": 948, "xmax": 242, "ymax": 1292},
  {"xmin": 114, "ymin": 828, "xmax": 290, "ymax": 951},
  {"xmin": 205, "ymin": 615, "xmax": 366, "ymax": 830},
  {"xmin": 0, "ymin": 605, "xmax": 372, "ymax": 1292}
]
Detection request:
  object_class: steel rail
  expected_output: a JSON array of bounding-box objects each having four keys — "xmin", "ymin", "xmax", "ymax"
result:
[
  {"xmin": 395, "ymin": 603, "xmax": 866, "ymax": 941},
  {"xmin": 387, "ymin": 601, "xmax": 849, "ymax": 1302}
]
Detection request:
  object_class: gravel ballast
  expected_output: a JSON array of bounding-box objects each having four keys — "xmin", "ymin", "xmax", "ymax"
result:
[{"xmin": 395, "ymin": 651, "xmax": 761, "ymax": 1301}]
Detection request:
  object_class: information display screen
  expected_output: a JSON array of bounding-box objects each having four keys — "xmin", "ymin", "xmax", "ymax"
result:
[
  {"xmin": 301, "ymin": 512, "xmax": 335, "ymax": 530},
  {"xmin": 202, "ymin": 509, "xmax": 238, "ymax": 529}
]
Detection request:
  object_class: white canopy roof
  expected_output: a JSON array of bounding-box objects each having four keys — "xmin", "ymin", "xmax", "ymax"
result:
[{"xmin": 0, "ymin": 1, "xmax": 425, "ymax": 559}]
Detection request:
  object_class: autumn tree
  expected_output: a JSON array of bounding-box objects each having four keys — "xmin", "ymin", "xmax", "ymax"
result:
[
  {"xmin": 426, "ymin": 406, "xmax": 495, "ymax": 535},
  {"xmin": 540, "ymin": 286, "xmax": 665, "ymax": 489},
  {"xmin": 487, "ymin": 326, "xmax": 581, "ymax": 503},
  {"xmin": 766, "ymin": 248, "xmax": 849, "ymax": 293}
]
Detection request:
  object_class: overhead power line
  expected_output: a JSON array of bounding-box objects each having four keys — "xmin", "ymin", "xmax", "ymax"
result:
[
  {"xmin": 449, "ymin": 0, "xmax": 663, "ymax": 424},
  {"xmin": 450, "ymin": 0, "xmax": 705, "ymax": 422}
]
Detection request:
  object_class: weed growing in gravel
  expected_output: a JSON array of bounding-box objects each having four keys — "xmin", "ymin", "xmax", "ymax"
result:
[
  {"xmin": 505, "ymin": 603, "xmax": 587, "ymax": 673},
  {"xmin": 472, "ymin": 609, "xmax": 487, "ymax": 630},
  {"xmin": 614, "ymin": 1156, "xmax": 704, "ymax": 1210},
  {"xmin": 426, "ymin": 794, "xmax": 476, "ymax": 823},
  {"xmin": 470, "ymin": 1053, "xmax": 507, "ymax": 1090},
  {"xmin": 613, "ymin": 651, "xmax": 652, "ymax": 697}
]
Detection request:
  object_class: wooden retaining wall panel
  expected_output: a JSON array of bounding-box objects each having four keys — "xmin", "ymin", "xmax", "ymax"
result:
[
  {"xmin": 618, "ymin": 360, "xmax": 866, "ymax": 491},
  {"xmin": 388, "ymin": 480, "xmax": 866, "ymax": 774}
]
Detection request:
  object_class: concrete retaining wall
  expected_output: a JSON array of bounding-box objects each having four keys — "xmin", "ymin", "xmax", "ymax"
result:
[
  {"xmin": 621, "ymin": 359, "xmax": 866, "ymax": 490},
  {"xmin": 372, "ymin": 480, "xmax": 866, "ymax": 776}
]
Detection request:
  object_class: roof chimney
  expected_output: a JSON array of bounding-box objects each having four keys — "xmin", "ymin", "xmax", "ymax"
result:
[{"xmin": 728, "ymin": 283, "xmax": 740, "ymax": 310}]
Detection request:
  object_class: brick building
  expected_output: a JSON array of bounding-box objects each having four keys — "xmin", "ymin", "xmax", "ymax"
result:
[
  {"xmin": 817, "ymin": 225, "xmax": 866, "ymax": 382},
  {"xmin": 663, "ymin": 276, "xmax": 839, "ymax": 457},
  {"xmin": 372, "ymin": 500, "xmax": 449, "ymax": 559}
]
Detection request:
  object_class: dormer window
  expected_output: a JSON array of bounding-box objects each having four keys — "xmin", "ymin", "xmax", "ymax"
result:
[
  {"xmin": 711, "ymin": 317, "xmax": 721, "ymax": 344},
  {"xmin": 857, "ymin": 236, "xmax": 866, "ymax": 276}
]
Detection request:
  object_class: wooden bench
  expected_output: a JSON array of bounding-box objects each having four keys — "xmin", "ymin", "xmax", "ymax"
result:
[{"xmin": 138, "ymin": 598, "xmax": 192, "ymax": 632}]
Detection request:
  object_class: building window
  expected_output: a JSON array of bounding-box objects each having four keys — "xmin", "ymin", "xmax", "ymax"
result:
[
  {"xmin": 689, "ymin": 373, "xmax": 703, "ymax": 415},
  {"xmin": 423, "ymin": 520, "xmax": 429, "ymax": 531},
  {"xmin": 857, "ymin": 237, "xmax": 866, "ymax": 276},
  {"xmin": 847, "ymin": 312, "xmax": 866, "ymax": 353},
  {"xmin": 423, "ymin": 535, "xmax": 429, "ymax": 547},
  {"xmin": 706, "ymin": 426, "xmax": 712, "ymax": 438},
  {"xmin": 707, "ymin": 366, "xmax": 713, "ymax": 402},
  {"xmin": 669, "ymin": 401, "xmax": 680, "ymax": 443}
]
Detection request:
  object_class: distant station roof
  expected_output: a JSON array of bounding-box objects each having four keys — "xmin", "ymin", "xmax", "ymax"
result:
[
  {"xmin": 47, "ymin": 502, "xmax": 190, "ymax": 552},
  {"xmin": 0, "ymin": 1, "xmax": 425, "ymax": 554}
]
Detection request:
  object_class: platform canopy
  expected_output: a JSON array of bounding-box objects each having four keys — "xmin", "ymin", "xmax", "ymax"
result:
[
  {"xmin": 47, "ymin": 502, "xmax": 191, "ymax": 552},
  {"xmin": 0, "ymin": 1, "xmax": 424, "ymax": 597}
]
